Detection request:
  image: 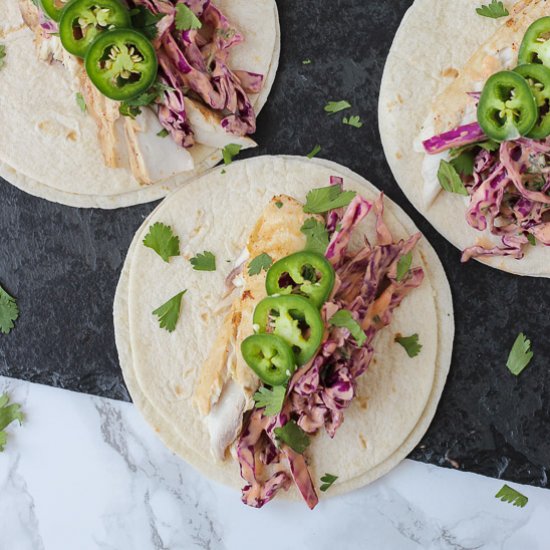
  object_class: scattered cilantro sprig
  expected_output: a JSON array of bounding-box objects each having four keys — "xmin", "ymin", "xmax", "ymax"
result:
[
  {"xmin": 324, "ymin": 100, "xmax": 351, "ymax": 115},
  {"xmin": 152, "ymin": 290, "xmax": 187, "ymax": 333},
  {"xmin": 130, "ymin": 6, "xmax": 164, "ymax": 39},
  {"xmin": 143, "ymin": 222, "xmax": 180, "ymax": 263},
  {"xmin": 0, "ymin": 393, "xmax": 24, "ymax": 452},
  {"xmin": 303, "ymin": 185, "xmax": 356, "ymax": 214},
  {"xmin": 307, "ymin": 144, "xmax": 322, "ymax": 159},
  {"xmin": 190, "ymin": 251, "xmax": 216, "ymax": 272},
  {"xmin": 495, "ymin": 484, "xmax": 528, "ymax": 508},
  {"xmin": 476, "ymin": 0, "xmax": 509, "ymax": 19},
  {"xmin": 506, "ymin": 333, "xmax": 533, "ymax": 376},
  {"xmin": 119, "ymin": 82, "xmax": 173, "ymax": 119},
  {"xmin": 437, "ymin": 160, "xmax": 469, "ymax": 196},
  {"xmin": 0, "ymin": 44, "xmax": 6, "ymax": 70},
  {"xmin": 0, "ymin": 285, "xmax": 19, "ymax": 335},
  {"xmin": 222, "ymin": 144, "xmax": 242, "ymax": 165},
  {"xmin": 253, "ymin": 386, "xmax": 286, "ymax": 416},
  {"xmin": 248, "ymin": 253, "xmax": 273, "ymax": 276},
  {"xmin": 320, "ymin": 473, "xmax": 338, "ymax": 492},
  {"xmin": 343, "ymin": 115, "xmax": 363, "ymax": 128},
  {"xmin": 396, "ymin": 252, "xmax": 412, "ymax": 282},
  {"xmin": 300, "ymin": 218, "xmax": 329, "ymax": 255},
  {"xmin": 175, "ymin": 4, "xmax": 202, "ymax": 31},
  {"xmin": 274, "ymin": 420, "xmax": 310, "ymax": 454},
  {"xmin": 329, "ymin": 310, "xmax": 367, "ymax": 347},
  {"xmin": 395, "ymin": 334, "xmax": 422, "ymax": 358},
  {"xmin": 75, "ymin": 93, "xmax": 87, "ymax": 113}
]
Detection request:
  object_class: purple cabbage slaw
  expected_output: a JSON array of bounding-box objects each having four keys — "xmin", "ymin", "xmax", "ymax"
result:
[
  {"xmin": 424, "ymin": 120, "xmax": 550, "ymax": 261},
  {"xmin": 37, "ymin": 0, "xmax": 263, "ymax": 149},
  {"xmin": 236, "ymin": 182, "xmax": 425, "ymax": 510}
]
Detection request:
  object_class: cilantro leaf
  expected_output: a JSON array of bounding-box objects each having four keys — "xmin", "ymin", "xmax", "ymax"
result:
[
  {"xmin": 495, "ymin": 484, "xmax": 528, "ymax": 508},
  {"xmin": 307, "ymin": 144, "xmax": 322, "ymax": 159},
  {"xmin": 0, "ymin": 393, "xmax": 24, "ymax": 452},
  {"xmin": 75, "ymin": 92, "xmax": 87, "ymax": 113},
  {"xmin": 130, "ymin": 6, "xmax": 164, "ymax": 39},
  {"xmin": 222, "ymin": 143, "xmax": 242, "ymax": 165},
  {"xmin": 190, "ymin": 251, "xmax": 216, "ymax": 272},
  {"xmin": 253, "ymin": 386, "xmax": 286, "ymax": 416},
  {"xmin": 157, "ymin": 128, "xmax": 169, "ymax": 138},
  {"xmin": 329, "ymin": 309, "xmax": 367, "ymax": 347},
  {"xmin": 303, "ymin": 185, "xmax": 356, "ymax": 214},
  {"xmin": 175, "ymin": 4, "xmax": 202, "ymax": 31},
  {"xmin": 300, "ymin": 218, "xmax": 329, "ymax": 255},
  {"xmin": 476, "ymin": 0, "xmax": 509, "ymax": 19},
  {"xmin": 320, "ymin": 473, "xmax": 338, "ymax": 492},
  {"xmin": 479, "ymin": 140, "xmax": 500, "ymax": 152},
  {"xmin": 248, "ymin": 253, "xmax": 273, "ymax": 276},
  {"xmin": 0, "ymin": 285, "xmax": 19, "ymax": 335},
  {"xmin": 324, "ymin": 100, "xmax": 351, "ymax": 115},
  {"xmin": 342, "ymin": 115, "xmax": 363, "ymax": 128},
  {"xmin": 302, "ymin": 59, "xmax": 312, "ymax": 65},
  {"xmin": 143, "ymin": 222, "xmax": 180, "ymax": 263},
  {"xmin": 274, "ymin": 421, "xmax": 310, "ymax": 454},
  {"xmin": 275, "ymin": 201, "xmax": 284, "ymax": 209},
  {"xmin": 152, "ymin": 290, "xmax": 186, "ymax": 333},
  {"xmin": 395, "ymin": 334, "xmax": 422, "ymax": 358},
  {"xmin": 0, "ymin": 44, "xmax": 6, "ymax": 70},
  {"xmin": 451, "ymin": 150, "xmax": 475, "ymax": 176},
  {"xmin": 527, "ymin": 233, "xmax": 537, "ymax": 246},
  {"xmin": 396, "ymin": 252, "xmax": 412, "ymax": 282},
  {"xmin": 506, "ymin": 333, "xmax": 533, "ymax": 376},
  {"xmin": 119, "ymin": 82, "xmax": 173, "ymax": 118},
  {"xmin": 438, "ymin": 160, "xmax": 469, "ymax": 196}
]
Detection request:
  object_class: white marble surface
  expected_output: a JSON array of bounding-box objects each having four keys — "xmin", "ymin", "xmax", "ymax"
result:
[{"xmin": 0, "ymin": 375, "xmax": 548, "ymax": 550}]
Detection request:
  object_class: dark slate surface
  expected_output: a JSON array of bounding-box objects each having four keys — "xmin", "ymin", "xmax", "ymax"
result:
[{"xmin": 1, "ymin": 0, "xmax": 549, "ymax": 488}]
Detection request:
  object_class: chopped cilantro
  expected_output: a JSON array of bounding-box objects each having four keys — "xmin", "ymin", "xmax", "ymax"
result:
[
  {"xmin": 152, "ymin": 290, "xmax": 187, "ymax": 333},
  {"xmin": 300, "ymin": 218, "xmax": 329, "ymax": 255},
  {"xmin": 395, "ymin": 334, "xmax": 422, "ymax": 358},
  {"xmin": 248, "ymin": 253, "xmax": 273, "ymax": 276},
  {"xmin": 190, "ymin": 251, "xmax": 216, "ymax": 272},
  {"xmin": 0, "ymin": 285, "xmax": 18, "ymax": 335},
  {"xmin": 303, "ymin": 185, "xmax": 356, "ymax": 214},
  {"xmin": 143, "ymin": 222, "xmax": 180, "ymax": 263},
  {"xmin": 253, "ymin": 386, "xmax": 286, "ymax": 416},
  {"xmin": 506, "ymin": 333, "xmax": 533, "ymax": 376},
  {"xmin": 329, "ymin": 309, "xmax": 367, "ymax": 347},
  {"xmin": 324, "ymin": 100, "xmax": 351, "ymax": 115},
  {"xmin": 274, "ymin": 421, "xmax": 310, "ymax": 454}
]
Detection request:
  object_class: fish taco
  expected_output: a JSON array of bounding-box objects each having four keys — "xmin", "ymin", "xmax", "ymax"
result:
[
  {"xmin": 380, "ymin": 0, "xmax": 550, "ymax": 276},
  {"xmin": 0, "ymin": 0, "xmax": 279, "ymax": 207},
  {"xmin": 114, "ymin": 156, "xmax": 454, "ymax": 508}
]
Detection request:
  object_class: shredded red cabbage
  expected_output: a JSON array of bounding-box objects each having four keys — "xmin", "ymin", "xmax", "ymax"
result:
[
  {"xmin": 422, "ymin": 122, "xmax": 487, "ymax": 155},
  {"xmin": 236, "ymin": 187, "xmax": 424, "ymax": 509}
]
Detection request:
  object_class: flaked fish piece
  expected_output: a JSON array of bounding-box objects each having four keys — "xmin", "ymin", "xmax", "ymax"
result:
[{"xmin": 193, "ymin": 195, "xmax": 322, "ymax": 461}]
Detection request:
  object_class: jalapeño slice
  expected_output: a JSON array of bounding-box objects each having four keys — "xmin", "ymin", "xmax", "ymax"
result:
[
  {"xmin": 241, "ymin": 334, "xmax": 296, "ymax": 386},
  {"xmin": 514, "ymin": 64, "xmax": 550, "ymax": 139},
  {"xmin": 40, "ymin": 0, "xmax": 70, "ymax": 22},
  {"xmin": 519, "ymin": 17, "xmax": 550, "ymax": 68},
  {"xmin": 85, "ymin": 28, "xmax": 158, "ymax": 101},
  {"xmin": 265, "ymin": 251, "xmax": 335, "ymax": 309},
  {"xmin": 253, "ymin": 295, "xmax": 324, "ymax": 366},
  {"xmin": 477, "ymin": 71, "xmax": 538, "ymax": 141},
  {"xmin": 59, "ymin": 0, "xmax": 131, "ymax": 58}
]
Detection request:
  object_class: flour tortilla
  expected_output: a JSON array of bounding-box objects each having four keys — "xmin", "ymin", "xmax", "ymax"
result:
[
  {"xmin": 0, "ymin": 0, "xmax": 280, "ymax": 209},
  {"xmin": 113, "ymin": 156, "xmax": 454, "ymax": 498},
  {"xmin": 379, "ymin": 0, "xmax": 550, "ymax": 277}
]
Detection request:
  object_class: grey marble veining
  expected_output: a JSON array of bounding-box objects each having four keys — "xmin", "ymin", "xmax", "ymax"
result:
[{"xmin": 0, "ymin": 376, "xmax": 549, "ymax": 550}]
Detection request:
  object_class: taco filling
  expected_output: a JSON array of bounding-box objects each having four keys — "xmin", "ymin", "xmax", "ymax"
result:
[
  {"xmin": 421, "ymin": 12, "xmax": 550, "ymax": 262},
  {"xmin": 19, "ymin": 0, "xmax": 263, "ymax": 184},
  {"xmin": 193, "ymin": 179, "xmax": 425, "ymax": 509}
]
